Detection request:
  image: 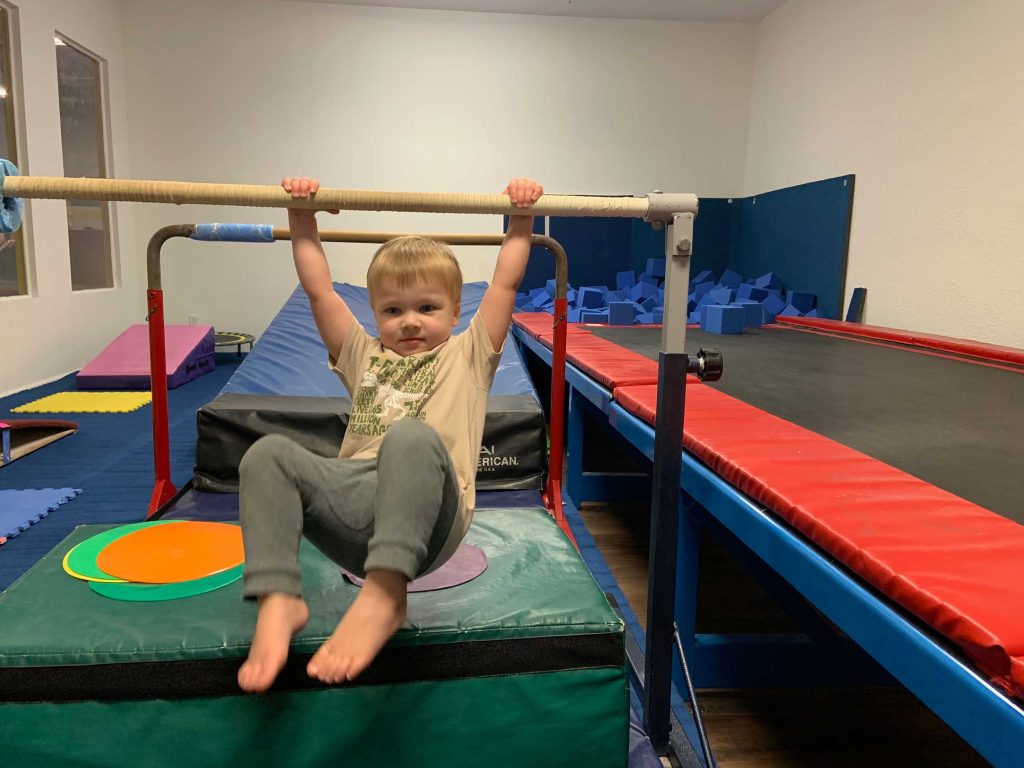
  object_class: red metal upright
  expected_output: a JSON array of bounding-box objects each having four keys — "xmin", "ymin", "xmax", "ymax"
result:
[
  {"xmin": 542, "ymin": 295, "xmax": 576, "ymax": 546},
  {"xmin": 146, "ymin": 288, "xmax": 176, "ymax": 516}
]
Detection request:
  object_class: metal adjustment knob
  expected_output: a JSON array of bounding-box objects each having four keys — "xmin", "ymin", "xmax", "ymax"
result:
[{"xmin": 690, "ymin": 347, "xmax": 723, "ymax": 382}]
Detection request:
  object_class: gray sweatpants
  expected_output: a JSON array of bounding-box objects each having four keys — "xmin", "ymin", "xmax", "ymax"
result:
[{"xmin": 238, "ymin": 418, "xmax": 460, "ymax": 599}]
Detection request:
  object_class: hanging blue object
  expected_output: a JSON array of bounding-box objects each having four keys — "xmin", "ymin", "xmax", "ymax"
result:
[{"xmin": 0, "ymin": 158, "xmax": 23, "ymax": 233}]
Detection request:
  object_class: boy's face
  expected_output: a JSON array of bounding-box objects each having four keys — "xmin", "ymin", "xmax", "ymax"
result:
[{"xmin": 372, "ymin": 277, "xmax": 460, "ymax": 357}]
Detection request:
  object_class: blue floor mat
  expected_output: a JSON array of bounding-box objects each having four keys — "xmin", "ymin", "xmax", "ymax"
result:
[
  {"xmin": 0, "ymin": 488, "xmax": 81, "ymax": 541},
  {"xmin": 0, "ymin": 353, "xmax": 244, "ymax": 590}
]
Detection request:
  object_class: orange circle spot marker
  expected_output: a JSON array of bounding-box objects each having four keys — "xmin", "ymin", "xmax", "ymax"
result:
[{"xmin": 96, "ymin": 521, "xmax": 244, "ymax": 584}]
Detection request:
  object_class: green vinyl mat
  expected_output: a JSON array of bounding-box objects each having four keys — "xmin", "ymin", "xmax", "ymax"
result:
[{"xmin": 0, "ymin": 507, "xmax": 627, "ymax": 767}]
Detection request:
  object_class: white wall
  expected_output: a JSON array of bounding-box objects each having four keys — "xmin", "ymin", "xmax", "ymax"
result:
[
  {"xmin": 0, "ymin": 0, "xmax": 139, "ymax": 396},
  {"xmin": 746, "ymin": 0, "xmax": 1024, "ymax": 347},
  {"xmin": 116, "ymin": 0, "xmax": 755, "ymax": 353}
]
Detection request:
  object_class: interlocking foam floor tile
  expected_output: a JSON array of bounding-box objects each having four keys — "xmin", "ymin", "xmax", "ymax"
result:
[
  {"xmin": 11, "ymin": 392, "xmax": 152, "ymax": 414},
  {"xmin": 0, "ymin": 488, "xmax": 82, "ymax": 542}
]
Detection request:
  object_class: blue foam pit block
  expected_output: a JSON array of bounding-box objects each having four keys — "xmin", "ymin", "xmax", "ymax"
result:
[
  {"xmin": 653, "ymin": 309, "xmax": 663, "ymax": 324},
  {"xmin": 638, "ymin": 272, "xmax": 659, "ymax": 287},
  {"xmin": 0, "ymin": 488, "xmax": 82, "ymax": 540},
  {"xmin": 530, "ymin": 290, "xmax": 551, "ymax": 308},
  {"xmin": 708, "ymin": 287, "xmax": 735, "ymax": 305},
  {"xmin": 688, "ymin": 310, "xmax": 701, "ymax": 324},
  {"xmin": 545, "ymin": 278, "xmax": 557, "ymax": 295},
  {"xmin": 687, "ymin": 295, "xmax": 697, "ymax": 313},
  {"xmin": 693, "ymin": 281, "xmax": 715, "ymax": 297},
  {"xmin": 566, "ymin": 288, "xmax": 577, "ymax": 305},
  {"xmin": 778, "ymin": 304, "xmax": 803, "ymax": 317},
  {"xmin": 608, "ymin": 301, "xmax": 634, "ymax": 326},
  {"xmin": 756, "ymin": 271, "xmax": 785, "ymax": 292},
  {"xmin": 701, "ymin": 305, "xmax": 745, "ymax": 335},
  {"xmin": 615, "ymin": 270, "xmax": 636, "ymax": 290},
  {"xmin": 579, "ymin": 287, "xmax": 605, "ymax": 309},
  {"xmin": 646, "ymin": 258, "xmax": 666, "ymax": 278},
  {"xmin": 581, "ymin": 309, "xmax": 609, "ymax": 324},
  {"xmin": 641, "ymin": 296, "xmax": 657, "ymax": 313},
  {"xmin": 763, "ymin": 293, "xmax": 788, "ymax": 316},
  {"xmin": 567, "ymin": 308, "xmax": 581, "ymax": 322},
  {"xmin": 787, "ymin": 291, "xmax": 817, "ymax": 313},
  {"xmin": 693, "ymin": 270, "xmax": 716, "ymax": 285},
  {"xmin": 696, "ymin": 293, "xmax": 716, "ymax": 310},
  {"xmin": 732, "ymin": 301, "xmax": 764, "ymax": 328},
  {"xmin": 719, "ymin": 269, "xmax": 743, "ymax": 289},
  {"xmin": 737, "ymin": 284, "xmax": 770, "ymax": 302},
  {"xmin": 635, "ymin": 313, "xmax": 654, "ymax": 324},
  {"xmin": 805, "ymin": 308, "xmax": 820, "ymax": 318}
]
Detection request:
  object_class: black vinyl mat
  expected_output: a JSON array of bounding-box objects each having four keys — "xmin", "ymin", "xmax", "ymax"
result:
[{"xmin": 587, "ymin": 325, "xmax": 1024, "ymax": 524}]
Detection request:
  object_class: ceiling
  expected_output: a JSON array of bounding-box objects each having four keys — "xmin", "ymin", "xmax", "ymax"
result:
[{"xmin": 283, "ymin": 0, "xmax": 788, "ymax": 24}]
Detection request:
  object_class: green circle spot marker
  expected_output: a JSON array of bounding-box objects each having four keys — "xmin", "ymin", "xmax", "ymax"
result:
[{"xmin": 89, "ymin": 564, "xmax": 243, "ymax": 602}]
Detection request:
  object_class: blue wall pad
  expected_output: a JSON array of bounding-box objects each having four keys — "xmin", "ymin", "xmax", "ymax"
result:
[
  {"xmin": 728, "ymin": 175, "xmax": 854, "ymax": 320},
  {"xmin": 516, "ymin": 178, "xmax": 853, "ymax": 321},
  {"xmin": 0, "ymin": 488, "xmax": 81, "ymax": 542}
]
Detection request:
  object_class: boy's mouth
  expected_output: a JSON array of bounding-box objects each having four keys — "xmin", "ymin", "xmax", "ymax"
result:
[{"xmin": 400, "ymin": 337, "xmax": 424, "ymax": 345}]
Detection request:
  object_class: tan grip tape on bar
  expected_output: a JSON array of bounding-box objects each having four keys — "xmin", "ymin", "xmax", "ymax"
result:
[{"xmin": 4, "ymin": 176, "xmax": 650, "ymax": 219}]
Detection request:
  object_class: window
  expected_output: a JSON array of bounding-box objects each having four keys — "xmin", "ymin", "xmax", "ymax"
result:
[
  {"xmin": 0, "ymin": 6, "xmax": 25, "ymax": 298},
  {"xmin": 56, "ymin": 35, "xmax": 113, "ymax": 291}
]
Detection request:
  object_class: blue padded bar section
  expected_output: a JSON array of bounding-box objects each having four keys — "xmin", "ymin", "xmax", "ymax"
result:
[
  {"xmin": 222, "ymin": 281, "xmax": 537, "ymax": 399},
  {"xmin": 0, "ymin": 158, "xmax": 24, "ymax": 233},
  {"xmin": 190, "ymin": 223, "xmax": 274, "ymax": 243}
]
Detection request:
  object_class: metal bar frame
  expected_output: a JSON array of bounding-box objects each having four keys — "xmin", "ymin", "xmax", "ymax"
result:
[{"xmin": 143, "ymin": 226, "xmax": 572, "ymax": 542}]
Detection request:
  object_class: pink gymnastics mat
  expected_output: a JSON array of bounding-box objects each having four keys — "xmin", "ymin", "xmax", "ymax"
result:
[{"xmin": 76, "ymin": 325, "xmax": 215, "ymax": 390}]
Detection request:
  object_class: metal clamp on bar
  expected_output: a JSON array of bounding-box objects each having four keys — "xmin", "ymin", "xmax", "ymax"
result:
[{"xmin": 644, "ymin": 192, "xmax": 699, "ymax": 224}]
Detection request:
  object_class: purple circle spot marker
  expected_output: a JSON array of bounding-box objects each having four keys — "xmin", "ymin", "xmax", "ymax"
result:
[{"xmin": 342, "ymin": 542, "xmax": 487, "ymax": 592}]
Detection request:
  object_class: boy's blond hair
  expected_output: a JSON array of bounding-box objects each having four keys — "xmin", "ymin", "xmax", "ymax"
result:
[{"xmin": 367, "ymin": 236, "xmax": 463, "ymax": 307}]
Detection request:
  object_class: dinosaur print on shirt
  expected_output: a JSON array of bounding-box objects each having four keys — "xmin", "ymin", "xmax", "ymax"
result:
[{"xmin": 349, "ymin": 352, "xmax": 440, "ymax": 436}]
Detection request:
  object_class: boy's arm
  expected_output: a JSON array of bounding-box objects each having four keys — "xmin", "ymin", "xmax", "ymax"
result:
[
  {"xmin": 478, "ymin": 178, "xmax": 543, "ymax": 353},
  {"xmin": 284, "ymin": 177, "xmax": 354, "ymax": 361}
]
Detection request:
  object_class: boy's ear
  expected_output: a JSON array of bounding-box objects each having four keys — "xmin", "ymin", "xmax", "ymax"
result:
[{"xmin": 452, "ymin": 302, "xmax": 461, "ymax": 324}]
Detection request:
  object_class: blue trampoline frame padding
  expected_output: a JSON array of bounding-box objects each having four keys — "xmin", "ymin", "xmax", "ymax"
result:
[
  {"xmin": 223, "ymin": 281, "xmax": 536, "ymax": 399},
  {"xmin": 512, "ymin": 324, "xmax": 1024, "ymax": 768}
]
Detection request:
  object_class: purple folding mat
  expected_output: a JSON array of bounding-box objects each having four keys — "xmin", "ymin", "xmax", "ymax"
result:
[{"xmin": 76, "ymin": 325, "xmax": 215, "ymax": 390}]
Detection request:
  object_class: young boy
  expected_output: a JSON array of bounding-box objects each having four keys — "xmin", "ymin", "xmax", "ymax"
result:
[{"xmin": 237, "ymin": 175, "xmax": 543, "ymax": 692}]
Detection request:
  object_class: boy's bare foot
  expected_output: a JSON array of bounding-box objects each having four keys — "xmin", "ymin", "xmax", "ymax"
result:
[
  {"xmin": 307, "ymin": 569, "xmax": 407, "ymax": 684},
  {"xmin": 238, "ymin": 593, "xmax": 310, "ymax": 692}
]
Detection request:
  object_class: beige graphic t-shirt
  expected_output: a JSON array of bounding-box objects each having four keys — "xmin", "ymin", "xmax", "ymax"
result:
[{"xmin": 331, "ymin": 312, "xmax": 502, "ymax": 568}]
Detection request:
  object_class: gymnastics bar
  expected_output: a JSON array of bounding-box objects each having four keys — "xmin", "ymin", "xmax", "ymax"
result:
[
  {"xmin": 0, "ymin": 164, "xmax": 699, "ymax": 759},
  {"xmin": 143, "ymin": 224, "xmax": 573, "ymax": 543}
]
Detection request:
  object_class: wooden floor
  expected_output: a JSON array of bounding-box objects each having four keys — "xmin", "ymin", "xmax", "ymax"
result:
[{"xmin": 578, "ymin": 503, "xmax": 991, "ymax": 768}]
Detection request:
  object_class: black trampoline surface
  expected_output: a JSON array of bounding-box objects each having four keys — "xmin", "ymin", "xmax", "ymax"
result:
[{"xmin": 586, "ymin": 325, "xmax": 1024, "ymax": 524}]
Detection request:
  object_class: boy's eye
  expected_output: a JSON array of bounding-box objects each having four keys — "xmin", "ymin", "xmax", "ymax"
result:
[
  {"xmin": 420, "ymin": 305, "xmax": 436, "ymax": 313},
  {"xmin": 383, "ymin": 307, "xmax": 400, "ymax": 315}
]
